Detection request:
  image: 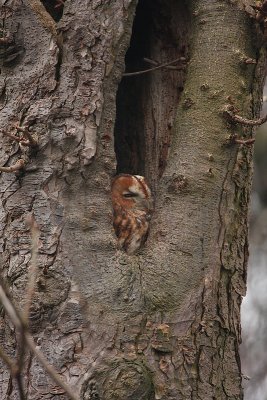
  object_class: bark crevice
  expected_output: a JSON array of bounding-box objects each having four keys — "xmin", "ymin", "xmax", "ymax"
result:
[{"xmin": 114, "ymin": 0, "xmax": 189, "ymax": 190}]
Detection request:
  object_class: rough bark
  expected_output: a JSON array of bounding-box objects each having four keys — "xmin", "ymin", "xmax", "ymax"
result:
[{"xmin": 0, "ymin": 0, "xmax": 265, "ymax": 399}]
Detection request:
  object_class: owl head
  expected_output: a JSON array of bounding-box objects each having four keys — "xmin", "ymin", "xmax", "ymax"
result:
[{"xmin": 111, "ymin": 174, "xmax": 153, "ymax": 212}]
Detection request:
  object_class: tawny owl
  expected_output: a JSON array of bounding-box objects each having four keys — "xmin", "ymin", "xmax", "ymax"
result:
[{"xmin": 111, "ymin": 174, "xmax": 153, "ymax": 255}]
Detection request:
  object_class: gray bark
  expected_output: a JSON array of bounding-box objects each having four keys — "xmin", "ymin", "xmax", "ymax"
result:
[{"xmin": 0, "ymin": 0, "xmax": 265, "ymax": 399}]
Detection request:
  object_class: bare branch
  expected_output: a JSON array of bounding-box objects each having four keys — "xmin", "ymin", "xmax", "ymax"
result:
[
  {"xmin": 225, "ymin": 134, "xmax": 255, "ymax": 147},
  {"xmin": 54, "ymin": 0, "xmax": 65, "ymax": 9},
  {"xmin": 2, "ymin": 131, "xmax": 22, "ymax": 143},
  {"xmin": 0, "ymin": 345, "xmax": 17, "ymax": 373},
  {"xmin": 234, "ymin": 137, "xmax": 255, "ymax": 145},
  {"xmin": 15, "ymin": 373, "xmax": 26, "ymax": 400},
  {"xmin": 143, "ymin": 57, "xmax": 158, "ymax": 66},
  {"xmin": 143, "ymin": 56, "xmax": 186, "ymax": 70},
  {"xmin": 0, "ymin": 345, "xmax": 26, "ymax": 400},
  {"xmin": 122, "ymin": 57, "xmax": 186, "ymax": 77},
  {"xmin": 25, "ymin": 333, "xmax": 79, "ymax": 400},
  {"xmin": 14, "ymin": 124, "xmax": 38, "ymax": 147},
  {"xmin": 0, "ymin": 283, "xmax": 79, "ymax": 400},
  {"xmin": 2, "ymin": 126, "xmax": 38, "ymax": 148},
  {"xmin": 0, "ymin": 159, "xmax": 25, "ymax": 173},
  {"xmin": 0, "ymin": 285, "xmax": 23, "ymax": 329},
  {"xmin": 223, "ymin": 105, "xmax": 267, "ymax": 126}
]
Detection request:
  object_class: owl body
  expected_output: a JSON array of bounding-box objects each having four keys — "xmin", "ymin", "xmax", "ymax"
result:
[{"xmin": 111, "ymin": 174, "xmax": 153, "ymax": 255}]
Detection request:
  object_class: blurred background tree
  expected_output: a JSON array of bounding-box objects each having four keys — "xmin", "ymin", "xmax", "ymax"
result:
[{"xmin": 241, "ymin": 85, "xmax": 267, "ymax": 400}]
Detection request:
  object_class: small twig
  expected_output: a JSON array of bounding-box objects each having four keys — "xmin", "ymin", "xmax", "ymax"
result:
[
  {"xmin": 0, "ymin": 345, "xmax": 25, "ymax": 400},
  {"xmin": 0, "ymin": 279, "xmax": 26, "ymax": 399},
  {"xmin": 143, "ymin": 57, "xmax": 186, "ymax": 70},
  {"xmin": 2, "ymin": 125, "xmax": 38, "ymax": 148},
  {"xmin": 14, "ymin": 124, "xmax": 38, "ymax": 147},
  {"xmin": 226, "ymin": 134, "xmax": 255, "ymax": 147},
  {"xmin": 0, "ymin": 159, "xmax": 25, "ymax": 173},
  {"xmin": 234, "ymin": 137, "xmax": 255, "ymax": 145},
  {"xmin": 223, "ymin": 105, "xmax": 267, "ymax": 126},
  {"xmin": 0, "ymin": 345, "xmax": 17, "ymax": 374},
  {"xmin": 0, "ymin": 285, "xmax": 23, "ymax": 329},
  {"xmin": 25, "ymin": 333, "xmax": 79, "ymax": 400},
  {"xmin": 122, "ymin": 57, "xmax": 186, "ymax": 77},
  {"xmin": 17, "ymin": 303, "xmax": 27, "ymax": 399},
  {"xmin": 0, "ymin": 283, "xmax": 79, "ymax": 400},
  {"xmin": 15, "ymin": 372, "xmax": 26, "ymax": 400},
  {"xmin": 2, "ymin": 131, "xmax": 22, "ymax": 143},
  {"xmin": 54, "ymin": 0, "xmax": 65, "ymax": 8},
  {"xmin": 143, "ymin": 57, "xmax": 158, "ymax": 66},
  {"xmin": 13, "ymin": 125, "xmax": 25, "ymax": 133},
  {"xmin": 20, "ymin": 132, "xmax": 37, "ymax": 147}
]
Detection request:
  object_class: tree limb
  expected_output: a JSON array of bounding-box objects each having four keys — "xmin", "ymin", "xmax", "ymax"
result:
[{"xmin": 223, "ymin": 105, "xmax": 267, "ymax": 126}]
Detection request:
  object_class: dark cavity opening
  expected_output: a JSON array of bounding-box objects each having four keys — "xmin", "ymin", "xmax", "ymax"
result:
[
  {"xmin": 41, "ymin": 0, "xmax": 64, "ymax": 22},
  {"xmin": 114, "ymin": 0, "xmax": 189, "ymax": 189}
]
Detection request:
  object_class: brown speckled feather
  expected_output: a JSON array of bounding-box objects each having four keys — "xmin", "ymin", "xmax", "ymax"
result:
[{"xmin": 111, "ymin": 174, "xmax": 153, "ymax": 254}]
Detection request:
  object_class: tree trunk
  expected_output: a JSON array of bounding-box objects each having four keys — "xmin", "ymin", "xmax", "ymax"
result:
[{"xmin": 0, "ymin": 0, "xmax": 265, "ymax": 399}]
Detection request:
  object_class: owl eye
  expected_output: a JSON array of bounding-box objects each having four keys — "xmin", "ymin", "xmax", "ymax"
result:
[{"xmin": 123, "ymin": 192, "xmax": 138, "ymax": 198}]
